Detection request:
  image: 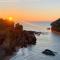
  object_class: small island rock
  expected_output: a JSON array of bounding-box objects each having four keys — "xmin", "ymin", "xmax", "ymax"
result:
[{"xmin": 42, "ymin": 49, "xmax": 55, "ymax": 56}]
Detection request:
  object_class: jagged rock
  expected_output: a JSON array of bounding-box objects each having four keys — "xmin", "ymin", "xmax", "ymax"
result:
[
  {"xmin": 0, "ymin": 18, "xmax": 38, "ymax": 58},
  {"xmin": 42, "ymin": 49, "xmax": 55, "ymax": 56},
  {"xmin": 51, "ymin": 18, "xmax": 60, "ymax": 32}
]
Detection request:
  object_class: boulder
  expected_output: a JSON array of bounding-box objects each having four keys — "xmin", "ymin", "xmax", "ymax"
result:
[{"xmin": 42, "ymin": 49, "xmax": 55, "ymax": 56}]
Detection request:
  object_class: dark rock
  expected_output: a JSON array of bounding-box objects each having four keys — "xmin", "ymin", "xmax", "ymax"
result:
[
  {"xmin": 0, "ymin": 46, "xmax": 7, "ymax": 60},
  {"xmin": 26, "ymin": 30, "xmax": 41, "ymax": 36},
  {"xmin": 0, "ymin": 18, "xmax": 40, "ymax": 59},
  {"xmin": 47, "ymin": 28, "xmax": 50, "ymax": 30},
  {"xmin": 42, "ymin": 49, "xmax": 55, "ymax": 56},
  {"xmin": 51, "ymin": 18, "xmax": 60, "ymax": 32}
]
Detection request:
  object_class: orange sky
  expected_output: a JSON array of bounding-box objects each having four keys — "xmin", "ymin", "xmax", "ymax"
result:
[
  {"xmin": 0, "ymin": 9, "xmax": 59, "ymax": 22},
  {"xmin": 0, "ymin": 0, "xmax": 60, "ymax": 22}
]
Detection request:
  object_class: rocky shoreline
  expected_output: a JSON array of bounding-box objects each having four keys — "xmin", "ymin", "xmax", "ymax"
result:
[
  {"xmin": 0, "ymin": 18, "xmax": 41, "ymax": 60},
  {"xmin": 51, "ymin": 18, "xmax": 60, "ymax": 34}
]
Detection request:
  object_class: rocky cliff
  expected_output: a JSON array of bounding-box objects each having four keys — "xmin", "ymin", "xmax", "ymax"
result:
[
  {"xmin": 0, "ymin": 18, "xmax": 40, "ymax": 60},
  {"xmin": 51, "ymin": 18, "xmax": 60, "ymax": 32}
]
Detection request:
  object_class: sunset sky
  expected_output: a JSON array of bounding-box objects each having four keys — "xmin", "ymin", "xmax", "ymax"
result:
[{"xmin": 0, "ymin": 0, "xmax": 60, "ymax": 22}]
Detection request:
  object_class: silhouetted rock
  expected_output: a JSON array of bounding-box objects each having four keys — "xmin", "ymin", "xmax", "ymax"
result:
[
  {"xmin": 0, "ymin": 47, "xmax": 6, "ymax": 60},
  {"xmin": 26, "ymin": 31, "xmax": 41, "ymax": 36},
  {"xmin": 0, "ymin": 18, "xmax": 14, "ymax": 30},
  {"xmin": 42, "ymin": 49, "xmax": 55, "ymax": 56},
  {"xmin": 47, "ymin": 28, "xmax": 50, "ymax": 30},
  {"xmin": 15, "ymin": 23, "xmax": 23, "ymax": 32},
  {"xmin": 51, "ymin": 18, "xmax": 60, "ymax": 33},
  {"xmin": 0, "ymin": 18, "xmax": 39, "ymax": 59}
]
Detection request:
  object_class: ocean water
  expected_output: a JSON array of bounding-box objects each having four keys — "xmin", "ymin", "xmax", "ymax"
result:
[{"xmin": 10, "ymin": 22, "xmax": 60, "ymax": 60}]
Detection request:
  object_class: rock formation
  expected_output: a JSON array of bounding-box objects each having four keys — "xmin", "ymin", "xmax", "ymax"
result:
[
  {"xmin": 51, "ymin": 18, "xmax": 60, "ymax": 33},
  {"xmin": 42, "ymin": 49, "xmax": 56, "ymax": 56},
  {"xmin": 0, "ymin": 18, "xmax": 40, "ymax": 60}
]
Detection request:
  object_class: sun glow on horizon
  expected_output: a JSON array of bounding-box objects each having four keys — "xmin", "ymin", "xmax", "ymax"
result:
[{"xmin": 7, "ymin": 16, "xmax": 13, "ymax": 21}]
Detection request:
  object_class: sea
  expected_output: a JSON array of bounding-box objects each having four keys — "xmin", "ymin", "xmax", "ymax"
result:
[{"xmin": 10, "ymin": 22, "xmax": 60, "ymax": 60}]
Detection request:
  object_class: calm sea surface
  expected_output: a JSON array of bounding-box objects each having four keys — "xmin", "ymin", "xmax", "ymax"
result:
[{"xmin": 10, "ymin": 22, "xmax": 60, "ymax": 60}]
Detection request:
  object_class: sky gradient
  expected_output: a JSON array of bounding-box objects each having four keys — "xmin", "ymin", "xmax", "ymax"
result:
[{"xmin": 0, "ymin": 0, "xmax": 60, "ymax": 22}]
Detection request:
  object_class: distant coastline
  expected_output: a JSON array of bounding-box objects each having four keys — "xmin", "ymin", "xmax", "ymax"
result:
[{"xmin": 51, "ymin": 18, "xmax": 60, "ymax": 34}]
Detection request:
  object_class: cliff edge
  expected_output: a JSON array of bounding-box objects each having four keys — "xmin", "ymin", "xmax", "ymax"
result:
[
  {"xmin": 0, "ymin": 18, "xmax": 40, "ymax": 60},
  {"xmin": 51, "ymin": 18, "xmax": 60, "ymax": 33}
]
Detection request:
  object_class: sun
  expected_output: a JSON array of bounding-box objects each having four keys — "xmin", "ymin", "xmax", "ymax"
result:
[{"xmin": 7, "ymin": 16, "xmax": 13, "ymax": 21}]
